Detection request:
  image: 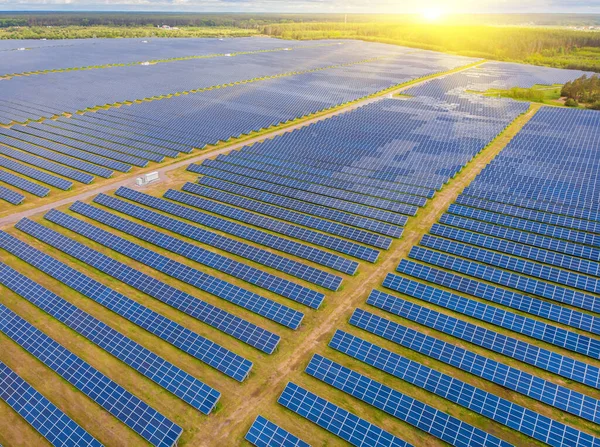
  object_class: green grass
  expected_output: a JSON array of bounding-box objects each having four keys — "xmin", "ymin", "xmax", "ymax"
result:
[{"xmin": 467, "ymin": 83, "xmax": 578, "ymax": 106}]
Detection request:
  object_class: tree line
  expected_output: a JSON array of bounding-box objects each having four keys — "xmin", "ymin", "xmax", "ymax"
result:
[{"xmin": 561, "ymin": 74, "xmax": 600, "ymax": 108}]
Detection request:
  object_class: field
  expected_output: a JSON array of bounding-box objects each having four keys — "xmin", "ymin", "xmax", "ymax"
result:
[{"xmin": 0, "ymin": 30, "xmax": 599, "ymax": 447}]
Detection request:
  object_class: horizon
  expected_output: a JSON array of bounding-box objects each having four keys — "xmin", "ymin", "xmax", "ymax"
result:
[{"xmin": 1, "ymin": 2, "xmax": 600, "ymax": 14}]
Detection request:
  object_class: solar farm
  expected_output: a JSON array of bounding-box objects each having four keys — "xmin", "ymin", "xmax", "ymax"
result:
[{"xmin": 0, "ymin": 36, "xmax": 598, "ymax": 447}]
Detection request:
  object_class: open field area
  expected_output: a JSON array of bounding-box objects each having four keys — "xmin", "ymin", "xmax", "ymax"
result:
[{"xmin": 0, "ymin": 26, "xmax": 600, "ymax": 447}]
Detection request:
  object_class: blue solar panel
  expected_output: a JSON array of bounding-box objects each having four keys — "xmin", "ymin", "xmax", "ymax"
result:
[
  {"xmin": 396, "ymin": 258, "xmax": 599, "ymax": 336},
  {"xmin": 190, "ymin": 165, "xmax": 413, "ymax": 224},
  {"xmin": 154, "ymin": 183, "xmax": 378, "ymax": 263},
  {"xmin": 183, "ymin": 178, "xmax": 404, "ymax": 238},
  {"xmin": 448, "ymin": 204, "xmax": 600, "ymax": 248},
  {"xmin": 0, "ymin": 361, "xmax": 103, "ymax": 447},
  {"xmin": 440, "ymin": 213, "xmax": 600, "ymax": 264},
  {"xmin": 0, "ymin": 304, "xmax": 183, "ymax": 447},
  {"xmin": 13, "ymin": 124, "xmax": 146, "ymax": 168},
  {"xmin": 430, "ymin": 223, "xmax": 600, "ymax": 279},
  {"xmin": 420, "ymin": 234, "xmax": 600, "ymax": 300},
  {"xmin": 90, "ymin": 194, "xmax": 324, "ymax": 308},
  {"xmin": 0, "ymin": 144, "xmax": 91, "ymax": 185},
  {"xmin": 58, "ymin": 204, "xmax": 304, "ymax": 330},
  {"xmin": 278, "ymin": 382, "xmax": 411, "ymax": 447},
  {"xmin": 174, "ymin": 181, "xmax": 390, "ymax": 250},
  {"xmin": 383, "ymin": 272, "xmax": 600, "ymax": 355},
  {"xmin": 114, "ymin": 187, "xmax": 344, "ymax": 290},
  {"xmin": 0, "ymin": 185, "xmax": 25, "ymax": 205},
  {"xmin": 409, "ymin": 245, "xmax": 600, "ymax": 315},
  {"xmin": 0, "ymin": 130, "xmax": 115, "ymax": 178},
  {"xmin": 199, "ymin": 157, "xmax": 424, "ymax": 210},
  {"xmin": 245, "ymin": 416, "xmax": 311, "ymax": 447},
  {"xmin": 0, "ymin": 152, "xmax": 73, "ymax": 190},
  {"xmin": 164, "ymin": 187, "xmax": 357, "ymax": 277},
  {"xmin": 0, "ymin": 230, "xmax": 252, "ymax": 382},
  {"xmin": 334, "ymin": 326, "xmax": 600, "ymax": 446},
  {"xmin": 455, "ymin": 195, "xmax": 600, "ymax": 235},
  {"xmin": 361, "ymin": 293, "xmax": 600, "ymax": 389},
  {"xmin": 0, "ymin": 261, "xmax": 221, "ymax": 414},
  {"xmin": 0, "ymin": 169, "xmax": 49, "ymax": 197},
  {"xmin": 333, "ymin": 328, "xmax": 599, "ymax": 424},
  {"xmin": 306, "ymin": 354, "xmax": 513, "ymax": 447},
  {"xmin": 15, "ymin": 217, "xmax": 280, "ymax": 355}
]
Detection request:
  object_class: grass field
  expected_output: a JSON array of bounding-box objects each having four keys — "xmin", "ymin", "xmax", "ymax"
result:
[{"xmin": 2, "ymin": 95, "xmax": 599, "ymax": 447}]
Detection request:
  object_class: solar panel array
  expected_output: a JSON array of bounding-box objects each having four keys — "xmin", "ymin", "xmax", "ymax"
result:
[
  {"xmin": 0, "ymin": 361, "xmax": 103, "ymax": 447},
  {"xmin": 0, "ymin": 39, "xmax": 481, "ymax": 209},
  {"xmin": 0, "ymin": 303, "xmax": 183, "ymax": 447},
  {"xmin": 0, "ymin": 260, "xmax": 221, "ymax": 415},
  {"xmin": 3, "ymin": 41, "xmax": 600, "ymax": 447},
  {"xmin": 245, "ymin": 415, "xmax": 311, "ymax": 447}
]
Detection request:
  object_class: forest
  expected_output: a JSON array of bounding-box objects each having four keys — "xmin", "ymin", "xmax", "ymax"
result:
[
  {"xmin": 561, "ymin": 74, "xmax": 600, "ymax": 108},
  {"xmin": 1, "ymin": 13, "xmax": 600, "ymax": 72}
]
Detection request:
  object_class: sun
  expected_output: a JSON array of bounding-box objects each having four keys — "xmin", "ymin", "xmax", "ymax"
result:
[{"xmin": 420, "ymin": 7, "xmax": 444, "ymax": 22}]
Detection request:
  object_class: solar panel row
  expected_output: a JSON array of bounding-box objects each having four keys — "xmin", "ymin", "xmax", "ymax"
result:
[
  {"xmin": 67, "ymin": 201, "xmax": 305, "ymax": 329},
  {"xmin": 0, "ymin": 169, "xmax": 49, "ymax": 197},
  {"xmin": 0, "ymin": 230, "xmax": 252, "ymax": 382},
  {"xmin": 79, "ymin": 198, "xmax": 322, "ymax": 309},
  {"xmin": 245, "ymin": 415, "xmax": 311, "ymax": 447},
  {"xmin": 0, "ymin": 304, "xmax": 184, "ymax": 447},
  {"xmin": 114, "ymin": 187, "xmax": 345, "ymax": 290},
  {"xmin": 327, "ymin": 331, "xmax": 598, "ymax": 447},
  {"xmin": 306, "ymin": 354, "xmax": 513, "ymax": 447},
  {"xmin": 0, "ymin": 185, "xmax": 24, "ymax": 205},
  {"xmin": 182, "ymin": 178, "xmax": 404, "ymax": 238},
  {"xmin": 92, "ymin": 193, "xmax": 325, "ymax": 309},
  {"xmin": 0, "ymin": 261, "xmax": 221, "ymax": 415},
  {"xmin": 363, "ymin": 292, "xmax": 600, "ymax": 388},
  {"xmin": 15, "ymin": 217, "xmax": 280, "ymax": 354},
  {"xmin": 396, "ymin": 258, "xmax": 598, "ymax": 335},
  {"xmin": 277, "ymin": 382, "xmax": 411, "ymax": 447},
  {"xmin": 331, "ymin": 329, "xmax": 599, "ymax": 424},
  {"xmin": 166, "ymin": 187, "xmax": 358, "ymax": 277},
  {"xmin": 173, "ymin": 181, "xmax": 390, "ymax": 251},
  {"xmin": 0, "ymin": 360, "xmax": 103, "ymax": 447}
]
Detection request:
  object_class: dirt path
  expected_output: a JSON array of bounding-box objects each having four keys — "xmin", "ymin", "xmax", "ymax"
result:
[
  {"xmin": 0, "ymin": 61, "xmax": 483, "ymax": 229},
  {"xmin": 208, "ymin": 103, "xmax": 542, "ymax": 442}
]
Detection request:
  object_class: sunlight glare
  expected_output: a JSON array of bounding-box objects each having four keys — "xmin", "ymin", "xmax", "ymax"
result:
[{"xmin": 421, "ymin": 7, "xmax": 444, "ymax": 22}]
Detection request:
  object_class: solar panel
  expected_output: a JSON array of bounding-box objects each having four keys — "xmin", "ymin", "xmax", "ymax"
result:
[
  {"xmin": 182, "ymin": 179, "xmax": 404, "ymax": 238},
  {"xmin": 430, "ymin": 223, "xmax": 600, "ymax": 279},
  {"xmin": 114, "ymin": 187, "xmax": 345, "ymax": 290},
  {"xmin": 333, "ymin": 328, "xmax": 599, "ymax": 424},
  {"xmin": 306, "ymin": 354, "xmax": 513, "ymax": 447},
  {"xmin": 245, "ymin": 416, "xmax": 311, "ymax": 447},
  {"xmin": 396, "ymin": 259, "xmax": 599, "ymax": 336},
  {"xmin": 0, "ymin": 261, "xmax": 221, "ymax": 415},
  {"xmin": 278, "ymin": 382, "xmax": 411, "ymax": 447},
  {"xmin": 86, "ymin": 196, "xmax": 325, "ymax": 309},
  {"xmin": 15, "ymin": 217, "xmax": 280, "ymax": 355},
  {"xmin": 0, "ymin": 169, "xmax": 49, "ymax": 197},
  {"xmin": 0, "ymin": 185, "xmax": 24, "ymax": 205},
  {"xmin": 173, "ymin": 181, "xmax": 390, "ymax": 250},
  {"xmin": 0, "ymin": 360, "xmax": 103, "ymax": 447},
  {"xmin": 440, "ymin": 213, "xmax": 600, "ymax": 264},
  {"xmin": 420, "ymin": 234, "xmax": 600, "ymax": 301},
  {"xmin": 359, "ymin": 295, "xmax": 600, "ymax": 389},
  {"xmin": 383, "ymin": 272, "xmax": 600, "ymax": 355},
  {"xmin": 0, "ymin": 230, "xmax": 252, "ymax": 382},
  {"xmin": 55, "ymin": 205, "xmax": 303, "ymax": 330},
  {"xmin": 0, "ymin": 303, "xmax": 183, "ymax": 447},
  {"xmin": 330, "ymin": 330, "xmax": 600, "ymax": 443},
  {"xmin": 154, "ymin": 183, "xmax": 378, "ymax": 263},
  {"xmin": 0, "ymin": 153, "xmax": 73, "ymax": 190},
  {"xmin": 191, "ymin": 165, "xmax": 413, "ymax": 224}
]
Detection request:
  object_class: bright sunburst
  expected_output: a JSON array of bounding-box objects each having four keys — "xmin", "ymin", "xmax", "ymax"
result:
[{"xmin": 420, "ymin": 7, "xmax": 445, "ymax": 22}]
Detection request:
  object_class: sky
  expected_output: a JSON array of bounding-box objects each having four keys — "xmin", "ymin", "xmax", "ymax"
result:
[{"xmin": 1, "ymin": 0, "xmax": 600, "ymax": 13}]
